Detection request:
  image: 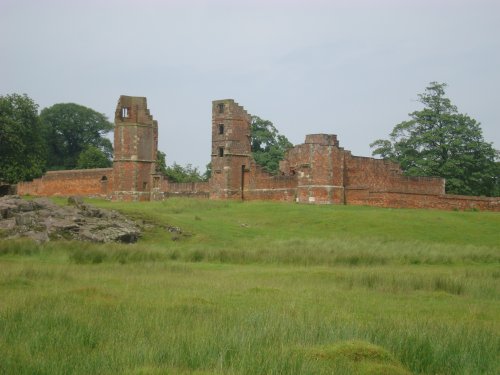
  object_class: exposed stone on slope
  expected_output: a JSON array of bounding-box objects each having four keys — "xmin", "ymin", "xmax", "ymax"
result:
[{"xmin": 0, "ymin": 195, "xmax": 140, "ymax": 243}]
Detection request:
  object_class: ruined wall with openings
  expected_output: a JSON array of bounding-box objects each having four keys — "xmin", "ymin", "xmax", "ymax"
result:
[
  {"xmin": 13, "ymin": 95, "xmax": 499, "ymax": 211},
  {"xmin": 16, "ymin": 168, "xmax": 113, "ymax": 197},
  {"xmin": 279, "ymin": 134, "xmax": 346, "ymax": 204},
  {"xmin": 209, "ymin": 99, "xmax": 297, "ymax": 201},
  {"xmin": 209, "ymin": 99, "xmax": 499, "ymax": 210}
]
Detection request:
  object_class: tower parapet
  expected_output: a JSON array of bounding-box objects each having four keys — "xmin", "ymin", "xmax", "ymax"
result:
[
  {"xmin": 112, "ymin": 96, "xmax": 160, "ymax": 201},
  {"xmin": 210, "ymin": 99, "xmax": 252, "ymax": 199}
]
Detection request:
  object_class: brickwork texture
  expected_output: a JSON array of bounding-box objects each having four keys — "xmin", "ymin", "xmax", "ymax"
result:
[{"xmin": 15, "ymin": 96, "xmax": 499, "ymax": 211}]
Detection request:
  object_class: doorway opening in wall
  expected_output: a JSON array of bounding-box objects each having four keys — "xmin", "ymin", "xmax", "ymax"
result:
[
  {"xmin": 100, "ymin": 176, "xmax": 108, "ymax": 194},
  {"xmin": 241, "ymin": 165, "xmax": 245, "ymax": 200}
]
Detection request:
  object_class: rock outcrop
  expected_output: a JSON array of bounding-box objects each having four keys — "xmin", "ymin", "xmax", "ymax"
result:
[{"xmin": 0, "ymin": 196, "xmax": 140, "ymax": 243}]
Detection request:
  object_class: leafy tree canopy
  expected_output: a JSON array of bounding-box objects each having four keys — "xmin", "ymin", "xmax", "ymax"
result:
[
  {"xmin": 156, "ymin": 151, "xmax": 207, "ymax": 183},
  {"xmin": 0, "ymin": 93, "xmax": 46, "ymax": 183},
  {"xmin": 40, "ymin": 103, "xmax": 113, "ymax": 170},
  {"xmin": 165, "ymin": 163, "xmax": 206, "ymax": 183},
  {"xmin": 156, "ymin": 150, "xmax": 168, "ymax": 176},
  {"xmin": 370, "ymin": 82, "xmax": 499, "ymax": 196},
  {"xmin": 251, "ymin": 116, "xmax": 293, "ymax": 174},
  {"xmin": 77, "ymin": 146, "xmax": 112, "ymax": 169},
  {"xmin": 203, "ymin": 162, "xmax": 212, "ymax": 181}
]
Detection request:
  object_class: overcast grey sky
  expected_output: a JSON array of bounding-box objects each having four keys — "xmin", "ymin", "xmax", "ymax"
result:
[{"xmin": 1, "ymin": 0, "xmax": 499, "ymax": 170}]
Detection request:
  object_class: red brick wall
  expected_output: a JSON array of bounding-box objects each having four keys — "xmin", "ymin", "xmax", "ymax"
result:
[
  {"xmin": 17, "ymin": 168, "xmax": 113, "ymax": 197},
  {"xmin": 164, "ymin": 181, "xmax": 210, "ymax": 198},
  {"xmin": 346, "ymin": 189, "xmax": 500, "ymax": 211},
  {"xmin": 280, "ymin": 135, "xmax": 346, "ymax": 204},
  {"xmin": 279, "ymin": 134, "xmax": 446, "ymax": 204},
  {"xmin": 242, "ymin": 160, "xmax": 297, "ymax": 202},
  {"xmin": 345, "ymin": 155, "xmax": 445, "ymax": 195}
]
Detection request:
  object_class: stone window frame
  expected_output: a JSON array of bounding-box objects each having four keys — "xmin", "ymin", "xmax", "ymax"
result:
[
  {"xmin": 218, "ymin": 147, "xmax": 224, "ymax": 157},
  {"xmin": 217, "ymin": 103, "xmax": 225, "ymax": 113},
  {"xmin": 121, "ymin": 107, "xmax": 129, "ymax": 118},
  {"xmin": 218, "ymin": 123, "xmax": 224, "ymax": 135}
]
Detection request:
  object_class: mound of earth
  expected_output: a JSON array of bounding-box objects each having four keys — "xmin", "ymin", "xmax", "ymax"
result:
[
  {"xmin": 0, "ymin": 195, "xmax": 140, "ymax": 243},
  {"xmin": 305, "ymin": 340, "xmax": 412, "ymax": 375}
]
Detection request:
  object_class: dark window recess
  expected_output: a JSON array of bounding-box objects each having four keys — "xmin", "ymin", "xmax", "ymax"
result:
[
  {"xmin": 101, "ymin": 176, "xmax": 108, "ymax": 181},
  {"xmin": 218, "ymin": 103, "xmax": 225, "ymax": 113},
  {"xmin": 218, "ymin": 147, "xmax": 224, "ymax": 157},
  {"xmin": 121, "ymin": 107, "xmax": 129, "ymax": 118},
  {"xmin": 218, "ymin": 124, "xmax": 224, "ymax": 134},
  {"xmin": 143, "ymin": 182, "xmax": 148, "ymax": 191}
]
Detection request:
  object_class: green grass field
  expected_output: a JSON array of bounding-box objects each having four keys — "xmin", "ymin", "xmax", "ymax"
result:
[{"xmin": 1, "ymin": 198, "xmax": 499, "ymax": 374}]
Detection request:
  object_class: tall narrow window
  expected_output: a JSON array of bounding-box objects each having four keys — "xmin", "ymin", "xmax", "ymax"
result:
[
  {"xmin": 218, "ymin": 147, "xmax": 224, "ymax": 157},
  {"xmin": 218, "ymin": 103, "xmax": 225, "ymax": 113},
  {"xmin": 218, "ymin": 124, "xmax": 224, "ymax": 134},
  {"xmin": 121, "ymin": 107, "xmax": 129, "ymax": 118}
]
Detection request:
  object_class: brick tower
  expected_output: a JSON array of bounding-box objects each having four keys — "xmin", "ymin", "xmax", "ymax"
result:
[
  {"xmin": 112, "ymin": 96, "xmax": 159, "ymax": 201},
  {"xmin": 210, "ymin": 99, "xmax": 252, "ymax": 199}
]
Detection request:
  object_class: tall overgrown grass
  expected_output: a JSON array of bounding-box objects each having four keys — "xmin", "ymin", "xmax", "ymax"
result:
[{"xmin": 0, "ymin": 198, "xmax": 499, "ymax": 374}]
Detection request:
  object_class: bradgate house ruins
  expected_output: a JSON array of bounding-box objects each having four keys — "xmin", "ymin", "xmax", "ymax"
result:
[{"xmin": 17, "ymin": 96, "xmax": 500, "ymax": 211}]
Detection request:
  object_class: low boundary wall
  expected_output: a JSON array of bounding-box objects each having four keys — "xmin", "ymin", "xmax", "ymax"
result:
[{"xmin": 17, "ymin": 168, "xmax": 113, "ymax": 197}]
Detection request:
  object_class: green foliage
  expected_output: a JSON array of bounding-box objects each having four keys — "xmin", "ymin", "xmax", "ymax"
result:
[
  {"xmin": 155, "ymin": 150, "xmax": 168, "ymax": 175},
  {"xmin": 40, "ymin": 103, "xmax": 113, "ymax": 170},
  {"xmin": 251, "ymin": 115, "xmax": 293, "ymax": 174},
  {"xmin": 156, "ymin": 151, "xmax": 209, "ymax": 182},
  {"xmin": 0, "ymin": 94, "xmax": 46, "ymax": 183},
  {"xmin": 203, "ymin": 162, "xmax": 212, "ymax": 181},
  {"xmin": 165, "ymin": 162, "xmax": 206, "ymax": 183},
  {"xmin": 371, "ymin": 82, "xmax": 499, "ymax": 196},
  {"xmin": 76, "ymin": 146, "xmax": 112, "ymax": 169}
]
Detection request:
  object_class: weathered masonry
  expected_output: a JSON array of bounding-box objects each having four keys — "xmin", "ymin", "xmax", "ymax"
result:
[
  {"xmin": 210, "ymin": 99, "xmax": 296, "ymax": 201},
  {"xmin": 16, "ymin": 96, "xmax": 500, "ymax": 211},
  {"xmin": 18, "ymin": 96, "xmax": 168, "ymax": 201},
  {"xmin": 112, "ymin": 96, "xmax": 163, "ymax": 201},
  {"xmin": 209, "ymin": 99, "xmax": 499, "ymax": 211}
]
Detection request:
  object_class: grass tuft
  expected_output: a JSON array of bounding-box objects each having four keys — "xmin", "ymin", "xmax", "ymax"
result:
[{"xmin": 306, "ymin": 341, "xmax": 411, "ymax": 374}]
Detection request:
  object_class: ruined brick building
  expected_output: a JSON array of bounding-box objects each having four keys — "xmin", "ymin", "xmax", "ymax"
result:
[
  {"xmin": 17, "ymin": 96, "xmax": 499, "ymax": 211},
  {"xmin": 18, "ymin": 96, "xmax": 164, "ymax": 201}
]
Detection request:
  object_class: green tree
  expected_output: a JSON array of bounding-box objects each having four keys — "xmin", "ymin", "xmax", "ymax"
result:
[
  {"xmin": 155, "ymin": 151, "xmax": 168, "ymax": 175},
  {"xmin": 157, "ymin": 151, "xmax": 209, "ymax": 183},
  {"xmin": 251, "ymin": 116, "xmax": 293, "ymax": 174},
  {"xmin": 165, "ymin": 162, "xmax": 204, "ymax": 183},
  {"xmin": 0, "ymin": 93, "xmax": 46, "ymax": 183},
  {"xmin": 371, "ymin": 82, "xmax": 498, "ymax": 196},
  {"xmin": 76, "ymin": 146, "xmax": 112, "ymax": 169},
  {"xmin": 203, "ymin": 162, "xmax": 212, "ymax": 181},
  {"xmin": 40, "ymin": 103, "xmax": 113, "ymax": 170}
]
